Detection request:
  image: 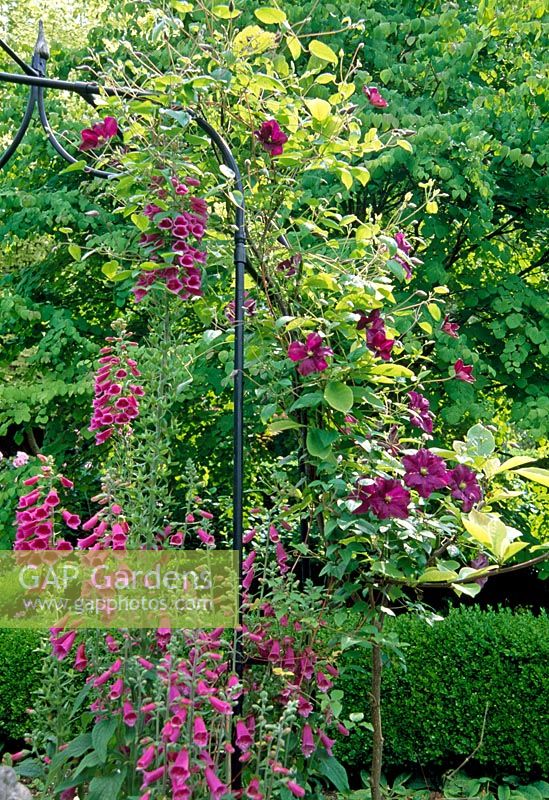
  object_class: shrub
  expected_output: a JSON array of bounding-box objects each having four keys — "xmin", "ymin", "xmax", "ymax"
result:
[
  {"xmin": 337, "ymin": 607, "xmax": 549, "ymax": 779},
  {"xmin": 0, "ymin": 630, "xmax": 42, "ymax": 741}
]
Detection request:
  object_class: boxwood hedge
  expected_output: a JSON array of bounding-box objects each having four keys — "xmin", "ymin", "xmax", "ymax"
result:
[{"xmin": 337, "ymin": 607, "xmax": 549, "ymax": 779}]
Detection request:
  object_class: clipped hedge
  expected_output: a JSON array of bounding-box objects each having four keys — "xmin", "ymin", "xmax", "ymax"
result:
[
  {"xmin": 338, "ymin": 607, "xmax": 549, "ymax": 779},
  {"xmin": 0, "ymin": 629, "xmax": 42, "ymax": 740}
]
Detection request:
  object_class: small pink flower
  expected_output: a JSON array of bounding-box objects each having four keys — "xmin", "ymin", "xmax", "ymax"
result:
[
  {"xmin": 123, "ymin": 700, "xmax": 137, "ymax": 727},
  {"xmin": 301, "ymin": 724, "xmax": 315, "ymax": 757},
  {"xmin": 288, "ymin": 332, "xmax": 333, "ymax": 376},
  {"xmin": 254, "ymin": 119, "xmax": 288, "ymax": 157},
  {"xmin": 74, "ymin": 643, "xmax": 87, "ymax": 672},
  {"xmin": 363, "ymin": 86, "xmax": 388, "ymax": 108},
  {"xmin": 79, "ymin": 116, "xmax": 118, "ymax": 151},
  {"xmin": 61, "ymin": 510, "xmax": 81, "ymax": 529},
  {"xmin": 193, "ymin": 716, "xmax": 208, "ymax": 748},
  {"xmin": 236, "ymin": 720, "xmax": 253, "ymax": 752},
  {"xmin": 442, "ymin": 315, "xmax": 460, "ymax": 338},
  {"xmin": 287, "ymin": 781, "xmax": 306, "ymax": 798},
  {"xmin": 453, "ymin": 359, "xmax": 475, "ymax": 383},
  {"xmin": 137, "ymin": 745, "xmax": 156, "ymax": 771}
]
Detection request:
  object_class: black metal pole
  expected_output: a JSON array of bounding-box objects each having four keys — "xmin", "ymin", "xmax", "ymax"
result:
[{"xmin": 0, "ymin": 27, "xmax": 245, "ymax": 683}]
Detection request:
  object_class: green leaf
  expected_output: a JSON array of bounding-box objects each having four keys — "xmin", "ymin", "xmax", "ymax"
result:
[
  {"xmin": 87, "ymin": 770, "xmax": 127, "ymax": 800},
  {"xmin": 286, "ymin": 35, "xmax": 302, "ymax": 60},
  {"xmin": 50, "ymin": 733, "xmax": 92, "ymax": 771},
  {"xmin": 267, "ymin": 419, "xmax": 302, "ymax": 433},
  {"xmin": 254, "ymin": 6, "xmax": 287, "ymax": 23},
  {"xmin": 418, "ymin": 568, "xmax": 459, "ymax": 583},
  {"xmin": 92, "ymin": 717, "xmax": 117, "ymax": 763},
  {"xmin": 14, "ymin": 759, "xmax": 44, "ymax": 778},
  {"xmin": 308, "ymin": 39, "xmax": 338, "ymax": 64},
  {"xmin": 304, "ymin": 97, "xmax": 332, "ymax": 121},
  {"xmin": 160, "ymin": 108, "xmax": 191, "ymax": 127},
  {"xmin": 101, "ymin": 260, "xmax": 120, "ymax": 280},
  {"xmin": 61, "ymin": 159, "xmax": 86, "ymax": 173},
  {"xmin": 514, "ymin": 467, "xmax": 549, "ymax": 488},
  {"xmin": 316, "ymin": 754, "xmax": 350, "ymax": 792},
  {"xmin": 306, "ymin": 428, "xmax": 338, "ymax": 459},
  {"xmin": 371, "ymin": 364, "xmax": 415, "ymax": 379},
  {"xmin": 495, "ymin": 456, "xmax": 537, "ymax": 473},
  {"xmin": 427, "ymin": 302, "xmax": 442, "ymax": 321},
  {"xmin": 466, "ymin": 423, "xmax": 495, "ymax": 457},
  {"xmin": 289, "ymin": 392, "xmax": 324, "ymax": 411},
  {"xmin": 324, "ymin": 381, "xmax": 354, "ymax": 413},
  {"xmin": 397, "ymin": 138, "xmax": 413, "ymax": 152},
  {"xmin": 211, "ymin": 4, "xmax": 241, "ymax": 18},
  {"xmin": 131, "ymin": 213, "xmax": 150, "ymax": 232},
  {"xmin": 68, "ymin": 244, "xmax": 81, "ymax": 261}
]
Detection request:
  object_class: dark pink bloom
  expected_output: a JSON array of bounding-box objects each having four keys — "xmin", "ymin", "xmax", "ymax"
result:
[
  {"xmin": 287, "ymin": 781, "xmax": 306, "ymax": 798},
  {"xmin": 408, "ymin": 391, "xmax": 434, "ymax": 434},
  {"xmin": 394, "ymin": 231, "xmax": 412, "ymax": 255},
  {"xmin": 316, "ymin": 670, "xmax": 333, "ymax": 693},
  {"xmin": 79, "ymin": 116, "xmax": 118, "ymax": 151},
  {"xmin": 205, "ymin": 767, "xmax": 227, "ymax": 799},
  {"xmin": 246, "ymin": 778, "xmax": 264, "ymax": 799},
  {"xmin": 123, "ymin": 700, "xmax": 137, "ymax": 727},
  {"xmin": 363, "ymin": 86, "xmax": 388, "ymax": 108},
  {"xmin": 442, "ymin": 315, "xmax": 460, "ymax": 338},
  {"xmin": 277, "ymin": 253, "xmax": 301, "ymax": 276},
  {"xmin": 301, "ymin": 724, "xmax": 315, "ymax": 757},
  {"xmin": 357, "ymin": 309, "xmax": 394, "ymax": 361},
  {"xmin": 209, "ymin": 696, "xmax": 232, "ymax": 715},
  {"xmin": 471, "ymin": 553, "xmax": 490, "ymax": 587},
  {"xmin": 448, "ymin": 465, "xmax": 482, "ymax": 512},
  {"xmin": 225, "ymin": 292, "xmax": 256, "ymax": 324},
  {"xmin": 453, "ymin": 359, "xmax": 475, "ymax": 383},
  {"xmin": 137, "ymin": 745, "xmax": 156, "ymax": 771},
  {"xmin": 275, "ymin": 541, "xmax": 289, "ymax": 575},
  {"xmin": 402, "ymin": 449, "xmax": 450, "ymax": 498},
  {"xmin": 74, "ymin": 643, "xmax": 87, "ymax": 672},
  {"xmin": 236, "ymin": 720, "xmax": 253, "ymax": 752},
  {"xmin": 288, "ymin": 332, "xmax": 333, "ymax": 376},
  {"xmin": 254, "ymin": 119, "xmax": 288, "ymax": 156},
  {"xmin": 318, "ymin": 730, "xmax": 336, "ymax": 755},
  {"xmin": 193, "ymin": 716, "xmax": 208, "ymax": 748},
  {"xmin": 61, "ymin": 510, "xmax": 81, "ymax": 530},
  {"xmin": 351, "ymin": 477, "xmax": 411, "ymax": 520}
]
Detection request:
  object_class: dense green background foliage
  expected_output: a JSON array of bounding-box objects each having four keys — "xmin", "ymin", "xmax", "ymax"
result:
[
  {"xmin": 338, "ymin": 607, "xmax": 549, "ymax": 779},
  {"xmin": 0, "ymin": 629, "xmax": 41, "ymax": 741}
]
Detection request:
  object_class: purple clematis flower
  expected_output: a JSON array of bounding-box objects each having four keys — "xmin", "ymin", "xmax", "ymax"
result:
[
  {"xmin": 79, "ymin": 116, "xmax": 118, "ymax": 151},
  {"xmin": 453, "ymin": 359, "xmax": 475, "ymax": 383},
  {"xmin": 357, "ymin": 309, "xmax": 395, "ymax": 361},
  {"xmin": 448, "ymin": 465, "xmax": 482, "ymax": 512},
  {"xmin": 442, "ymin": 315, "xmax": 460, "ymax": 338},
  {"xmin": 363, "ymin": 86, "xmax": 388, "ymax": 108},
  {"xmin": 471, "ymin": 553, "xmax": 490, "ymax": 587},
  {"xmin": 254, "ymin": 119, "xmax": 288, "ymax": 156},
  {"xmin": 402, "ymin": 449, "xmax": 450, "ymax": 498},
  {"xmin": 351, "ymin": 477, "xmax": 410, "ymax": 520},
  {"xmin": 407, "ymin": 391, "xmax": 435, "ymax": 434},
  {"xmin": 288, "ymin": 332, "xmax": 333, "ymax": 376}
]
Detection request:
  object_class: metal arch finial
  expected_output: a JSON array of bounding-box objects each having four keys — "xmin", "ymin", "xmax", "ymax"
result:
[{"xmin": 35, "ymin": 21, "xmax": 50, "ymax": 61}]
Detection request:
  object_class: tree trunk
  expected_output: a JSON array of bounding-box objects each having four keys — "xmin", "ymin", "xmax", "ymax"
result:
[{"xmin": 370, "ymin": 637, "xmax": 384, "ymax": 800}]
